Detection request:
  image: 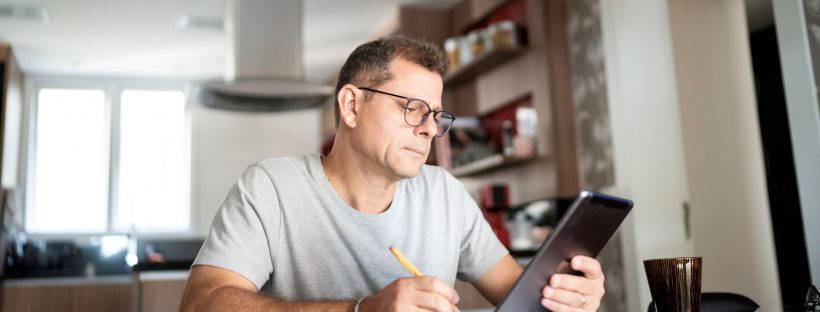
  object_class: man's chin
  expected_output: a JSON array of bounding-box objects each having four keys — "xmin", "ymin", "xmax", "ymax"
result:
[{"xmin": 391, "ymin": 163, "xmax": 424, "ymax": 179}]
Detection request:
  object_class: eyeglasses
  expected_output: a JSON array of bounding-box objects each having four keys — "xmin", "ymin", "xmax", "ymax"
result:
[{"xmin": 357, "ymin": 86, "xmax": 455, "ymax": 137}]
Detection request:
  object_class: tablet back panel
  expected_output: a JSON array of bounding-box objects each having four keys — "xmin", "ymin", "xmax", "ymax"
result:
[{"xmin": 495, "ymin": 191, "xmax": 633, "ymax": 312}]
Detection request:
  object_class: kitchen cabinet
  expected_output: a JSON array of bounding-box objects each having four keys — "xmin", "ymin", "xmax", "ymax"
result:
[
  {"xmin": 132, "ymin": 271, "xmax": 188, "ymax": 312},
  {"xmin": 2, "ymin": 276, "xmax": 132, "ymax": 312},
  {"xmin": 1, "ymin": 271, "xmax": 188, "ymax": 312}
]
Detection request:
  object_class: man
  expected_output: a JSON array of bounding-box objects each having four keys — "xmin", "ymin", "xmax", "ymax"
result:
[{"xmin": 181, "ymin": 36, "xmax": 605, "ymax": 312}]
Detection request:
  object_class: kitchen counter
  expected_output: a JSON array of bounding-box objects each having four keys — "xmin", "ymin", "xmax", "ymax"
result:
[{"xmin": 2, "ymin": 274, "xmax": 131, "ymax": 287}]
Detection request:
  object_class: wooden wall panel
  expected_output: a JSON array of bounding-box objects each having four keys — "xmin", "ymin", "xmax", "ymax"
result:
[
  {"xmin": 541, "ymin": 0, "xmax": 580, "ymax": 197},
  {"xmin": 474, "ymin": 55, "xmax": 534, "ymax": 115},
  {"xmin": 450, "ymin": 0, "xmax": 472, "ymax": 35},
  {"xmin": 449, "ymin": 81, "xmax": 478, "ymax": 116},
  {"xmin": 470, "ymin": 0, "xmax": 508, "ymax": 23},
  {"xmin": 398, "ymin": 6, "xmax": 451, "ymax": 46}
]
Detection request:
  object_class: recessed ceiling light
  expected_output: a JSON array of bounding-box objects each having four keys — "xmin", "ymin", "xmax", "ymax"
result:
[
  {"xmin": 0, "ymin": 4, "xmax": 49, "ymax": 23},
  {"xmin": 177, "ymin": 15, "xmax": 223, "ymax": 32}
]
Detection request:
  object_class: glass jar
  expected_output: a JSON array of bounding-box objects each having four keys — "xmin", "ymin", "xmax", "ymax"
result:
[{"xmin": 444, "ymin": 37, "xmax": 460, "ymax": 70}]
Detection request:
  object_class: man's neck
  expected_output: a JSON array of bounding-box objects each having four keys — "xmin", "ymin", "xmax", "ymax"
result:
[{"xmin": 321, "ymin": 149, "xmax": 399, "ymax": 214}]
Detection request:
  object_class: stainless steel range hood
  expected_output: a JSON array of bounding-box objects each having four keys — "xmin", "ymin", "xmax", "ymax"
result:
[{"xmin": 199, "ymin": 0, "xmax": 333, "ymax": 112}]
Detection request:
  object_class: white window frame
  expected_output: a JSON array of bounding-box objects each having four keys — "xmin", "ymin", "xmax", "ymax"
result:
[{"xmin": 20, "ymin": 76, "xmax": 194, "ymax": 240}]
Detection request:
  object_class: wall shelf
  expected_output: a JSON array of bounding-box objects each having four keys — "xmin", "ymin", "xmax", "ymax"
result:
[
  {"xmin": 444, "ymin": 45, "xmax": 526, "ymax": 86},
  {"xmin": 452, "ymin": 153, "xmax": 536, "ymax": 177}
]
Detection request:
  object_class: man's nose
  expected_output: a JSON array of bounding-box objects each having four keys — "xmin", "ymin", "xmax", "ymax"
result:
[{"xmin": 416, "ymin": 113, "xmax": 438, "ymax": 138}]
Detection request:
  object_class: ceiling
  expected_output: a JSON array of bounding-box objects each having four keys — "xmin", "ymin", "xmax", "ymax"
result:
[
  {"xmin": 1, "ymin": 0, "xmax": 773, "ymax": 82},
  {"xmin": 0, "ymin": 0, "xmax": 450, "ymax": 81}
]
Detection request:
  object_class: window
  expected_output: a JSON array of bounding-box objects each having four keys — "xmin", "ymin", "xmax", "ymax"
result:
[
  {"xmin": 29, "ymin": 89, "xmax": 109, "ymax": 233},
  {"xmin": 116, "ymin": 90, "xmax": 188, "ymax": 232},
  {"xmin": 26, "ymin": 83, "xmax": 190, "ymax": 235}
]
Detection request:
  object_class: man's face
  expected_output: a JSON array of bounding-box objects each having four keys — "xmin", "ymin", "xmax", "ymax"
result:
[{"xmin": 350, "ymin": 57, "xmax": 443, "ymax": 180}]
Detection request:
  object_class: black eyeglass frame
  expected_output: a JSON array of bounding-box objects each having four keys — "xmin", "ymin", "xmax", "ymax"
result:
[{"xmin": 357, "ymin": 86, "xmax": 455, "ymax": 137}]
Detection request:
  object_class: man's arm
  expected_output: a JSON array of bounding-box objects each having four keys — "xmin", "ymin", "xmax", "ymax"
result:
[
  {"xmin": 180, "ymin": 265, "xmax": 461, "ymax": 312},
  {"xmin": 470, "ymin": 254, "xmax": 523, "ymax": 305},
  {"xmin": 180, "ymin": 265, "xmax": 356, "ymax": 312},
  {"xmin": 471, "ymin": 255, "xmax": 605, "ymax": 311}
]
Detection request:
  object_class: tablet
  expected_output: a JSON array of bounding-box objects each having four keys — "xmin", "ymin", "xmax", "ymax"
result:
[{"xmin": 494, "ymin": 191, "xmax": 634, "ymax": 312}]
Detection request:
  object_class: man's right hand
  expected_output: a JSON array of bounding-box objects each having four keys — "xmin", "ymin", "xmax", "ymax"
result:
[{"xmin": 359, "ymin": 276, "xmax": 460, "ymax": 312}]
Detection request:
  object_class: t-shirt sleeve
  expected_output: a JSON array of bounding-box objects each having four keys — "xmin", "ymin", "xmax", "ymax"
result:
[
  {"xmin": 192, "ymin": 164, "xmax": 279, "ymax": 289},
  {"xmin": 454, "ymin": 181, "xmax": 509, "ymax": 283}
]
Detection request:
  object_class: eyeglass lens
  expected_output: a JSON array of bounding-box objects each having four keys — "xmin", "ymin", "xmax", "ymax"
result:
[{"xmin": 404, "ymin": 100, "xmax": 454, "ymax": 136}]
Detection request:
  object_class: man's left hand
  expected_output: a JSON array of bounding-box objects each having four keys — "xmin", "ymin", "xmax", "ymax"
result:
[{"xmin": 540, "ymin": 255, "xmax": 605, "ymax": 311}]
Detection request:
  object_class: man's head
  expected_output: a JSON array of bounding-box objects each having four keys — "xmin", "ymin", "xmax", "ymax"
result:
[
  {"xmin": 334, "ymin": 35, "xmax": 449, "ymax": 126},
  {"xmin": 332, "ymin": 36, "xmax": 450, "ymax": 180}
]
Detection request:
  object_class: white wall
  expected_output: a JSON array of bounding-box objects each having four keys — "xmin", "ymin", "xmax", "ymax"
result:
[
  {"xmin": 599, "ymin": 0, "xmax": 694, "ymax": 310},
  {"xmin": 189, "ymin": 86, "xmax": 323, "ymax": 236},
  {"xmin": 668, "ymin": 0, "xmax": 782, "ymax": 310}
]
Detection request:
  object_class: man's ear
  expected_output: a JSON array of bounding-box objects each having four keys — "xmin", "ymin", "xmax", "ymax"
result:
[{"xmin": 337, "ymin": 84, "xmax": 360, "ymax": 128}]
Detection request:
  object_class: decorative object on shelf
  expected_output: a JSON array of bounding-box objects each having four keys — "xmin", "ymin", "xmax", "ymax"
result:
[
  {"xmin": 444, "ymin": 37, "xmax": 460, "ymax": 69},
  {"xmin": 443, "ymin": 45, "xmax": 526, "ymax": 86},
  {"xmin": 439, "ymin": 96, "xmax": 539, "ymax": 177},
  {"xmin": 442, "ymin": 19, "xmax": 527, "ymax": 81},
  {"xmin": 491, "ymin": 20, "xmax": 522, "ymax": 48},
  {"xmin": 513, "ymin": 106, "xmax": 537, "ymax": 158},
  {"xmin": 502, "ymin": 120, "xmax": 514, "ymax": 156},
  {"xmin": 447, "ymin": 117, "xmax": 497, "ymax": 169}
]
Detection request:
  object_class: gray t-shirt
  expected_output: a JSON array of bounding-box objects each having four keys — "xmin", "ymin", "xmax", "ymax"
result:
[{"xmin": 193, "ymin": 154, "xmax": 507, "ymax": 301}]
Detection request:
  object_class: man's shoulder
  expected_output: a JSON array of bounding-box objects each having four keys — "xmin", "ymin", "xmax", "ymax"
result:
[
  {"xmin": 253, "ymin": 154, "xmax": 315, "ymax": 171},
  {"xmin": 240, "ymin": 154, "xmax": 316, "ymax": 181}
]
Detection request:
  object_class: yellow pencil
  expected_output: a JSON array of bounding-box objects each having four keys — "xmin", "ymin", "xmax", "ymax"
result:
[{"xmin": 389, "ymin": 246, "xmax": 459, "ymax": 312}]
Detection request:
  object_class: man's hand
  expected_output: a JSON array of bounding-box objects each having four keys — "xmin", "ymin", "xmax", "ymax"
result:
[
  {"xmin": 359, "ymin": 276, "xmax": 459, "ymax": 312},
  {"xmin": 540, "ymin": 256, "xmax": 605, "ymax": 311}
]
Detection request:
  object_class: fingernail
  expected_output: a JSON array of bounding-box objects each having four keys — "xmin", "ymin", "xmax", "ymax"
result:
[
  {"xmin": 553, "ymin": 276, "xmax": 561, "ymax": 286},
  {"xmin": 454, "ymin": 293, "xmax": 460, "ymax": 303},
  {"xmin": 544, "ymin": 287, "xmax": 554, "ymax": 297},
  {"xmin": 541, "ymin": 298, "xmax": 552, "ymax": 307}
]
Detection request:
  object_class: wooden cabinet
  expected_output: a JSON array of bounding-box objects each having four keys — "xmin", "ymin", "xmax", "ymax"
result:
[
  {"xmin": 0, "ymin": 271, "xmax": 188, "ymax": 312},
  {"xmin": 132, "ymin": 271, "xmax": 188, "ymax": 312},
  {"xmin": 2, "ymin": 276, "xmax": 132, "ymax": 312}
]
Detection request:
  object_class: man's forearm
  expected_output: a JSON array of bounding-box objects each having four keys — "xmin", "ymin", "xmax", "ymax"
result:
[{"xmin": 188, "ymin": 286, "xmax": 358, "ymax": 312}]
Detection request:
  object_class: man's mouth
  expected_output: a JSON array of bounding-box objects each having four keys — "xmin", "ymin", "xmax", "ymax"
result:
[{"xmin": 405, "ymin": 147, "xmax": 426, "ymax": 157}]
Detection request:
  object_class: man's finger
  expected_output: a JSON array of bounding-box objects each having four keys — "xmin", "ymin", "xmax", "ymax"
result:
[
  {"xmin": 540, "ymin": 297, "xmax": 585, "ymax": 312},
  {"xmin": 570, "ymin": 256, "xmax": 604, "ymax": 280},
  {"xmin": 411, "ymin": 276, "xmax": 460, "ymax": 304},
  {"xmin": 542, "ymin": 286, "xmax": 587, "ymax": 308},
  {"xmin": 549, "ymin": 273, "xmax": 598, "ymax": 295},
  {"xmin": 413, "ymin": 291, "xmax": 457, "ymax": 312}
]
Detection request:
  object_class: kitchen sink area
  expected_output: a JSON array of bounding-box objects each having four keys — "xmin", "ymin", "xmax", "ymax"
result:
[
  {"xmin": 1, "ymin": 237, "xmax": 202, "ymax": 311},
  {"xmin": 3, "ymin": 237, "xmax": 202, "ymax": 279}
]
